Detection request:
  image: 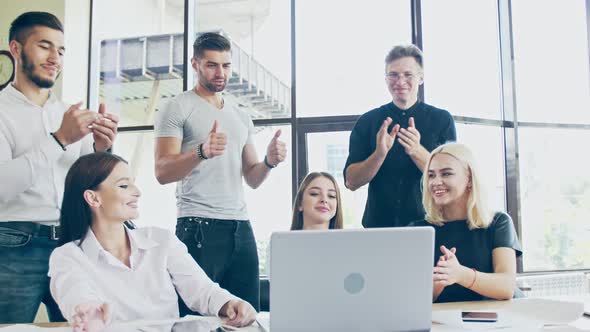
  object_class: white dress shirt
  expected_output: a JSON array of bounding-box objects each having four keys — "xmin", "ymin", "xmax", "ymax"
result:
[
  {"xmin": 0, "ymin": 84, "xmax": 93, "ymax": 223},
  {"xmin": 48, "ymin": 226, "xmax": 236, "ymax": 322}
]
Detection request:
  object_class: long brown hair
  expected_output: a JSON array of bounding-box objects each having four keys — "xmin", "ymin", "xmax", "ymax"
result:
[
  {"xmin": 290, "ymin": 172, "xmax": 344, "ymax": 230},
  {"xmin": 58, "ymin": 152, "xmax": 128, "ymax": 246}
]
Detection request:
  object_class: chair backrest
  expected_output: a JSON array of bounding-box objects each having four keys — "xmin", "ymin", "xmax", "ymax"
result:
[{"xmin": 260, "ymin": 278, "xmax": 270, "ymax": 312}]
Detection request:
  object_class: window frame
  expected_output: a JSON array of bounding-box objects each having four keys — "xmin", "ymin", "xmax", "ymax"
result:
[{"xmin": 86, "ymin": 0, "xmax": 590, "ymax": 274}]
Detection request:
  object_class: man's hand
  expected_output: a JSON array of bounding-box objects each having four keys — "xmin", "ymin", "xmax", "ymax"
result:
[
  {"xmin": 72, "ymin": 302, "xmax": 111, "ymax": 332},
  {"xmin": 375, "ymin": 117, "xmax": 400, "ymax": 158},
  {"xmin": 219, "ymin": 299, "xmax": 257, "ymax": 328},
  {"xmin": 201, "ymin": 120, "xmax": 227, "ymax": 159},
  {"xmin": 53, "ymin": 102, "xmax": 97, "ymax": 146},
  {"xmin": 397, "ymin": 117, "xmax": 425, "ymax": 157},
  {"xmin": 265, "ymin": 129, "xmax": 287, "ymax": 166},
  {"xmin": 92, "ymin": 103, "xmax": 119, "ymax": 152}
]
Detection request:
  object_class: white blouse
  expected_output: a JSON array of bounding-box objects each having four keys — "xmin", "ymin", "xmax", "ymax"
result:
[{"xmin": 49, "ymin": 227, "xmax": 236, "ymax": 322}]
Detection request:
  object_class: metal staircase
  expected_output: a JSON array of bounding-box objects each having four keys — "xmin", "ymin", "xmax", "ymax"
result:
[{"xmin": 99, "ymin": 33, "xmax": 290, "ymax": 120}]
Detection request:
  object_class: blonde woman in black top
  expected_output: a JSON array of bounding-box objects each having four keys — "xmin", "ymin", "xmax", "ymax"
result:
[{"xmin": 411, "ymin": 143, "xmax": 521, "ymax": 302}]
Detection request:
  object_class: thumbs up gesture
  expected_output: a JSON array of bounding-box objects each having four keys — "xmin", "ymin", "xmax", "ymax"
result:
[
  {"xmin": 265, "ymin": 129, "xmax": 287, "ymax": 167},
  {"xmin": 201, "ymin": 120, "xmax": 227, "ymax": 159}
]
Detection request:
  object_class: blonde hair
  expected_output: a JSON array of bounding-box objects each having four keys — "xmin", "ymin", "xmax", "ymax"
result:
[
  {"xmin": 422, "ymin": 143, "xmax": 492, "ymax": 229},
  {"xmin": 291, "ymin": 172, "xmax": 344, "ymax": 230}
]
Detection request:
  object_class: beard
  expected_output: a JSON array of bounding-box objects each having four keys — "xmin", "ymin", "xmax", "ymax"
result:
[
  {"xmin": 198, "ymin": 68, "xmax": 227, "ymax": 93},
  {"xmin": 202, "ymin": 80, "xmax": 226, "ymax": 92},
  {"xmin": 21, "ymin": 51, "xmax": 58, "ymax": 89}
]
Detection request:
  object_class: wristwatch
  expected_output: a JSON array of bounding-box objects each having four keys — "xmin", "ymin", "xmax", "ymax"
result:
[
  {"xmin": 264, "ymin": 155, "xmax": 276, "ymax": 169},
  {"xmin": 197, "ymin": 143, "xmax": 208, "ymax": 160}
]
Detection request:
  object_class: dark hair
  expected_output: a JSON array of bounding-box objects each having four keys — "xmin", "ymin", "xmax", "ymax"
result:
[
  {"xmin": 58, "ymin": 152, "xmax": 128, "ymax": 246},
  {"xmin": 192, "ymin": 32, "xmax": 231, "ymax": 59},
  {"xmin": 9, "ymin": 11, "xmax": 63, "ymax": 44},
  {"xmin": 385, "ymin": 44, "xmax": 424, "ymax": 69},
  {"xmin": 290, "ymin": 172, "xmax": 344, "ymax": 231}
]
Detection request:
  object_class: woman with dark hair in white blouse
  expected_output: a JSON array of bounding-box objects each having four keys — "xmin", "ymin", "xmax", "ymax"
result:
[{"xmin": 49, "ymin": 153, "xmax": 256, "ymax": 331}]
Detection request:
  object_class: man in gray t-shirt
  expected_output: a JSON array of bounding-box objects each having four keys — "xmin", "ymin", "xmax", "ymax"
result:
[{"xmin": 154, "ymin": 32, "xmax": 286, "ymax": 313}]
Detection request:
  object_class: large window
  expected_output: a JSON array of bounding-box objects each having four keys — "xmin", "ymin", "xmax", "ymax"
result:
[
  {"xmin": 519, "ymin": 128, "xmax": 590, "ymax": 271},
  {"xmin": 295, "ymin": 0, "xmax": 412, "ymax": 117},
  {"xmin": 511, "ymin": 0, "xmax": 590, "ymax": 271},
  {"xmin": 85, "ymin": 0, "xmax": 590, "ymax": 275},
  {"xmin": 511, "ymin": 0, "xmax": 590, "ymax": 124},
  {"xmin": 422, "ymin": 0, "xmax": 503, "ymax": 120},
  {"xmin": 92, "ymin": 0, "xmax": 185, "ymax": 127},
  {"xmin": 194, "ymin": 0, "xmax": 291, "ymax": 120}
]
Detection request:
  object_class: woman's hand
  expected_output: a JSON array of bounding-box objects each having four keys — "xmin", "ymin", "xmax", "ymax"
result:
[
  {"xmin": 433, "ymin": 245, "xmax": 473, "ymax": 287},
  {"xmin": 432, "ymin": 246, "xmax": 455, "ymax": 299},
  {"xmin": 72, "ymin": 302, "xmax": 111, "ymax": 332},
  {"xmin": 219, "ymin": 299, "xmax": 257, "ymax": 327}
]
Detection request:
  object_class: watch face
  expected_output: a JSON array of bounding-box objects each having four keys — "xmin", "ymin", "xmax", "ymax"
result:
[{"xmin": 0, "ymin": 52, "xmax": 15, "ymax": 89}]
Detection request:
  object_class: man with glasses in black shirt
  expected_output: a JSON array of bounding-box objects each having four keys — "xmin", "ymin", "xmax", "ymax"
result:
[{"xmin": 344, "ymin": 45, "xmax": 456, "ymax": 228}]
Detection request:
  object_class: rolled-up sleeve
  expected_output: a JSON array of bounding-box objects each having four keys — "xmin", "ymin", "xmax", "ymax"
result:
[
  {"xmin": 0, "ymin": 120, "xmax": 65, "ymax": 203},
  {"xmin": 166, "ymin": 234, "xmax": 236, "ymax": 316}
]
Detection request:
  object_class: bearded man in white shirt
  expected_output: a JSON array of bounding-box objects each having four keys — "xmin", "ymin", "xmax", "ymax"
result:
[{"xmin": 0, "ymin": 12, "xmax": 118, "ymax": 324}]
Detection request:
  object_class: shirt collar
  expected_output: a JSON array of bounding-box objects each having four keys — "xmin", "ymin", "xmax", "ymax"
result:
[
  {"xmin": 390, "ymin": 100, "xmax": 421, "ymax": 115},
  {"xmin": 128, "ymin": 228, "xmax": 160, "ymax": 251},
  {"xmin": 78, "ymin": 228, "xmax": 103, "ymax": 263},
  {"xmin": 4, "ymin": 83, "xmax": 58, "ymax": 108},
  {"xmin": 78, "ymin": 227, "xmax": 159, "ymax": 264}
]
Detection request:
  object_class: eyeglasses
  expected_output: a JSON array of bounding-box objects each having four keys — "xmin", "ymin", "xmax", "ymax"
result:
[{"xmin": 385, "ymin": 72, "xmax": 419, "ymax": 82}]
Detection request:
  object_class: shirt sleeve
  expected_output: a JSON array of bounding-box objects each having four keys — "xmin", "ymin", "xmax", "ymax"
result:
[
  {"xmin": 438, "ymin": 110, "xmax": 457, "ymax": 145},
  {"xmin": 48, "ymin": 246, "xmax": 105, "ymax": 322},
  {"xmin": 154, "ymin": 98, "xmax": 185, "ymax": 139},
  {"xmin": 245, "ymin": 114, "xmax": 255, "ymax": 146},
  {"xmin": 0, "ymin": 120, "xmax": 65, "ymax": 202},
  {"xmin": 491, "ymin": 212, "xmax": 523, "ymax": 257},
  {"xmin": 343, "ymin": 115, "xmax": 372, "ymax": 180},
  {"xmin": 166, "ymin": 232, "xmax": 236, "ymax": 316}
]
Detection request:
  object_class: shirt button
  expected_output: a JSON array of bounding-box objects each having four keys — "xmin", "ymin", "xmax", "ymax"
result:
[{"xmin": 402, "ymin": 112, "xmax": 406, "ymax": 116}]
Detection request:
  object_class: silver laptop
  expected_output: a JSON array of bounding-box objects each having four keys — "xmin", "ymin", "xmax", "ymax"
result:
[{"xmin": 270, "ymin": 227, "xmax": 434, "ymax": 332}]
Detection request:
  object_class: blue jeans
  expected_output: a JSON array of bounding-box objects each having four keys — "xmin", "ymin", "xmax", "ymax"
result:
[
  {"xmin": 176, "ymin": 217, "xmax": 260, "ymax": 313},
  {"xmin": 0, "ymin": 223, "xmax": 65, "ymax": 323}
]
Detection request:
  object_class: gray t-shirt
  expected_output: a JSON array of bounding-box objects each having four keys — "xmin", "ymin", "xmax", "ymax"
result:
[{"xmin": 154, "ymin": 90, "xmax": 255, "ymax": 220}]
